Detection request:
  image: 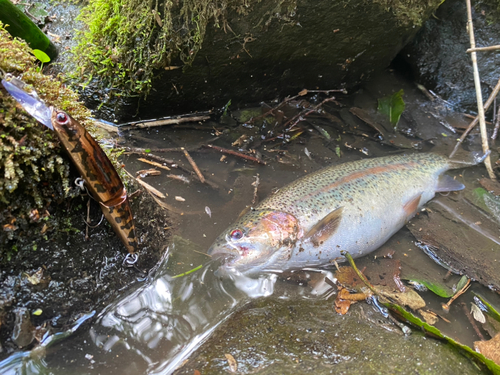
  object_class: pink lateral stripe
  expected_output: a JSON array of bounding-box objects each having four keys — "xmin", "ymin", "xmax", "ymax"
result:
[{"xmin": 297, "ymin": 162, "xmax": 419, "ymax": 203}]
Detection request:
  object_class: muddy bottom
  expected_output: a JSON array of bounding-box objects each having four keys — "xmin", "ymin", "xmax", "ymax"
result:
[{"xmin": 0, "ymin": 190, "xmax": 170, "ymax": 358}]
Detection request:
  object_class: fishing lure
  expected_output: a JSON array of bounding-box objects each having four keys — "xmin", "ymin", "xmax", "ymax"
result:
[{"xmin": 1, "ymin": 74, "xmax": 138, "ymax": 257}]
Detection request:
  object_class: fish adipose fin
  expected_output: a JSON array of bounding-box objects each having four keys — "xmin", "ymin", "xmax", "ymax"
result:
[
  {"xmin": 304, "ymin": 206, "xmax": 343, "ymax": 247},
  {"xmin": 403, "ymin": 193, "xmax": 422, "ymax": 219},
  {"xmin": 436, "ymin": 174, "xmax": 465, "ymax": 193}
]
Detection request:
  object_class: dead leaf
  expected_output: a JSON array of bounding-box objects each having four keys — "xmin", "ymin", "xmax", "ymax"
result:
[
  {"xmin": 338, "ymin": 288, "xmax": 369, "ymax": 301},
  {"xmin": 335, "ymin": 266, "xmax": 365, "ymax": 290},
  {"xmin": 475, "ymin": 333, "xmax": 500, "ymax": 366},
  {"xmin": 194, "ymin": 370, "xmax": 201, "ymax": 375},
  {"xmin": 363, "ymin": 259, "xmax": 405, "ymax": 292},
  {"xmin": 419, "ymin": 309, "xmax": 439, "ymax": 325},
  {"xmin": 225, "ymin": 353, "xmax": 237, "ymax": 373},
  {"xmin": 375, "ymin": 285, "xmax": 426, "ymax": 310},
  {"xmin": 335, "ymin": 296, "xmax": 352, "ymax": 315},
  {"xmin": 471, "ymin": 303, "xmax": 486, "ymax": 324}
]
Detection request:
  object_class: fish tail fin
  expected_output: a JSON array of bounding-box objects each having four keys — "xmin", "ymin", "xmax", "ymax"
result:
[{"xmin": 447, "ymin": 150, "xmax": 491, "ymax": 169}]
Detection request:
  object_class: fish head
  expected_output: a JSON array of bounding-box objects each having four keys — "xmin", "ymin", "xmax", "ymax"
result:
[{"xmin": 208, "ymin": 209, "xmax": 300, "ymax": 275}]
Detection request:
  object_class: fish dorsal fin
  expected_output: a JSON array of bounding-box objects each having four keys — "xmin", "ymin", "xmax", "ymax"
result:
[
  {"xmin": 304, "ymin": 207, "xmax": 343, "ymax": 247},
  {"xmin": 436, "ymin": 174, "xmax": 465, "ymax": 193}
]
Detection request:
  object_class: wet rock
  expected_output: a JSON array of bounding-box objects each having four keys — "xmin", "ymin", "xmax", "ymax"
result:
[
  {"xmin": 407, "ymin": 193, "xmax": 500, "ymax": 292},
  {"xmin": 402, "ymin": 0, "xmax": 500, "ymax": 112},
  {"xmin": 11, "ymin": 308, "xmax": 34, "ymax": 348},
  {"xmin": 175, "ymin": 298, "xmax": 482, "ymax": 374}
]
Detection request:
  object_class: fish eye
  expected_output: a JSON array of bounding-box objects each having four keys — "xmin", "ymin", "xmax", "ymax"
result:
[
  {"xmin": 56, "ymin": 112, "xmax": 69, "ymax": 124},
  {"xmin": 230, "ymin": 229, "xmax": 243, "ymax": 241}
]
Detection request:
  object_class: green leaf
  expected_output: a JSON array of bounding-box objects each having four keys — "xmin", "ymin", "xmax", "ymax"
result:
[
  {"xmin": 144, "ymin": 149, "xmax": 151, "ymax": 153},
  {"xmin": 30, "ymin": 3, "xmax": 49, "ymax": 18},
  {"xmin": 455, "ymin": 275, "xmax": 469, "ymax": 294},
  {"xmin": 385, "ymin": 302, "xmax": 500, "ymax": 374},
  {"xmin": 377, "ymin": 89, "xmax": 405, "ymax": 128},
  {"xmin": 32, "ymin": 49, "xmax": 51, "ymax": 63},
  {"xmin": 408, "ymin": 279, "xmax": 454, "ymax": 298},
  {"xmin": 172, "ymin": 264, "xmax": 202, "ymax": 279}
]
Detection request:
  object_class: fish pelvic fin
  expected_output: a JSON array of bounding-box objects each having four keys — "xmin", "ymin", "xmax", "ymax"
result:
[
  {"xmin": 403, "ymin": 193, "xmax": 422, "ymax": 220},
  {"xmin": 436, "ymin": 174, "xmax": 465, "ymax": 193},
  {"xmin": 304, "ymin": 206, "xmax": 343, "ymax": 247}
]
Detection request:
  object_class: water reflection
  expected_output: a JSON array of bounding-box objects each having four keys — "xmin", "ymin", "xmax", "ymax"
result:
[{"xmin": 0, "ymin": 239, "xmax": 288, "ymax": 374}]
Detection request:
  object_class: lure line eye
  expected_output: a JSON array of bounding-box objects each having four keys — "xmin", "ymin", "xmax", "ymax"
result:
[
  {"xmin": 230, "ymin": 229, "xmax": 243, "ymax": 240},
  {"xmin": 56, "ymin": 112, "xmax": 69, "ymax": 124}
]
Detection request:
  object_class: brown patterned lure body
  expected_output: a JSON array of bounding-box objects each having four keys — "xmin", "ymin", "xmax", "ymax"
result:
[
  {"xmin": 51, "ymin": 110, "xmax": 137, "ymax": 253},
  {"xmin": 0, "ymin": 76, "xmax": 137, "ymax": 253}
]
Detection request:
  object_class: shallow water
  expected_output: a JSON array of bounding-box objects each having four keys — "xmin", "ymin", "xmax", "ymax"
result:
[{"xmin": 2, "ymin": 70, "xmax": 500, "ymax": 374}]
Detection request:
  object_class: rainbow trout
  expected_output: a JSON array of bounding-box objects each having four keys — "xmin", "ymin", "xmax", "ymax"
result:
[{"xmin": 208, "ymin": 153, "xmax": 474, "ymax": 275}]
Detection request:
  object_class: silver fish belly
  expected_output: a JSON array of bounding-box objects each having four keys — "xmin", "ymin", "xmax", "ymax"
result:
[{"xmin": 208, "ymin": 153, "xmax": 466, "ymax": 275}]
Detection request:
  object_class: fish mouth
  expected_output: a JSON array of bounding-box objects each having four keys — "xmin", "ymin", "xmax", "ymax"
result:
[{"xmin": 208, "ymin": 246, "xmax": 240, "ymax": 267}]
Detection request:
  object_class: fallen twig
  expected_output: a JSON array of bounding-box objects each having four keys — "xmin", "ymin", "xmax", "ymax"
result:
[
  {"xmin": 118, "ymin": 114, "xmax": 210, "ymax": 129},
  {"xmin": 166, "ymin": 174, "xmax": 190, "ymax": 184},
  {"xmin": 441, "ymin": 278, "xmax": 471, "ymax": 312},
  {"xmin": 449, "ymin": 79, "xmax": 500, "ymax": 158},
  {"xmin": 461, "ymin": 302, "xmax": 486, "ymax": 341},
  {"xmin": 251, "ymin": 174, "xmax": 260, "ymax": 205},
  {"xmin": 467, "ymin": 45, "xmax": 500, "ymax": 53},
  {"xmin": 138, "ymin": 158, "xmax": 171, "ymax": 171},
  {"xmin": 493, "ymin": 105, "xmax": 500, "ymax": 141},
  {"xmin": 182, "ymin": 147, "xmax": 205, "ymax": 183},
  {"xmin": 284, "ymin": 97, "xmax": 337, "ymax": 131},
  {"xmin": 203, "ymin": 144, "xmax": 267, "ymax": 165},
  {"xmin": 136, "ymin": 177, "xmax": 166, "ymax": 199}
]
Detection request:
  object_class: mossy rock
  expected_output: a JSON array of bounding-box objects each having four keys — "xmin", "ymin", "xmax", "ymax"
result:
[
  {"xmin": 0, "ymin": 22, "xmax": 100, "ymax": 258},
  {"xmin": 67, "ymin": 0, "xmax": 444, "ymax": 120}
]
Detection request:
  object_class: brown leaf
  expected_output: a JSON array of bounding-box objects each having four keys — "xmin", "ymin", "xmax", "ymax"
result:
[
  {"xmin": 335, "ymin": 297, "xmax": 352, "ymax": 315},
  {"xmin": 475, "ymin": 333, "xmax": 500, "ymax": 366},
  {"xmin": 225, "ymin": 353, "xmax": 237, "ymax": 373},
  {"xmin": 419, "ymin": 309, "xmax": 438, "ymax": 325},
  {"xmin": 375, "ymin": 285, "xmax": 426, "ymax": 310},
  {"xmin": 194, "ymin": 370, "xmax": 201, "ymax": 375},
  {"xmin": 338, "ymin": 288, "xmax": 369, "ymax": 301},
  {"xmin": 335, "ymin": 266, "xmax": 365, "ymax": 290},
  {"xmin": 363, "ymin": 259, "xmax": 405, "ymax": 292}
]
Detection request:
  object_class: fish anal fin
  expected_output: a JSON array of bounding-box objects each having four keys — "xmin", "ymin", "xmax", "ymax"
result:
[
  {"xmin": 436, "ymin": 174, "xmax": 465, "ymax": 193},
  {"xmin": 403, "ymin": 193, "xmax": 422, "ymax": 219},
  {"xmin": 305, "ymin": 207, "xmax": 343, "ymax": 247}
]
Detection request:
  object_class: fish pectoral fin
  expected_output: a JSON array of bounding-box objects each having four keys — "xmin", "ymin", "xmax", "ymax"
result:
[
  {"xmin": 403, "ymin": 193, "xmax": 422, "ymax": 220},
  {"xmin": 436, "ymin": 174, "xmax": 465, "ymax": 192},
  {"xmin": 304, "ymin": 207, "xmax": 343, "ymax": 247}
]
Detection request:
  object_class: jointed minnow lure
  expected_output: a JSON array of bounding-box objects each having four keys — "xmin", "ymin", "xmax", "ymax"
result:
[{"xmin": 2, "ymin": 75, "xmax": 138, "ymax": 255}]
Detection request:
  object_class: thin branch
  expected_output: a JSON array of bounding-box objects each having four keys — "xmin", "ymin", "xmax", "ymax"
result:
[
  {"xmin": 181, "ymin": 147, "xmax": 205, "ymax": 183},
  {"xmin": 450, "ymin": 76, "xmax": 500, "ymax": 157},
  {"xmin": 457, "ymin": 0, "xmax": 495, "ymax": 179},
  {"xmin": 203, "ymin": 144, "xmax": 267, "ymax": 165},
  {"xmin": 466, "ymin": 45, "xmax": 500, "ymax": 53}
]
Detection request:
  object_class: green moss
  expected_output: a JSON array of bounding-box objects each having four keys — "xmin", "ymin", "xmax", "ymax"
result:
[
  {"xmin": 70, "ymin": 0, "xmax": 301, "ymax": 98},
  {"xmin": 372, "ymin": 0, "xmax": 444, "ymax": 27}
]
